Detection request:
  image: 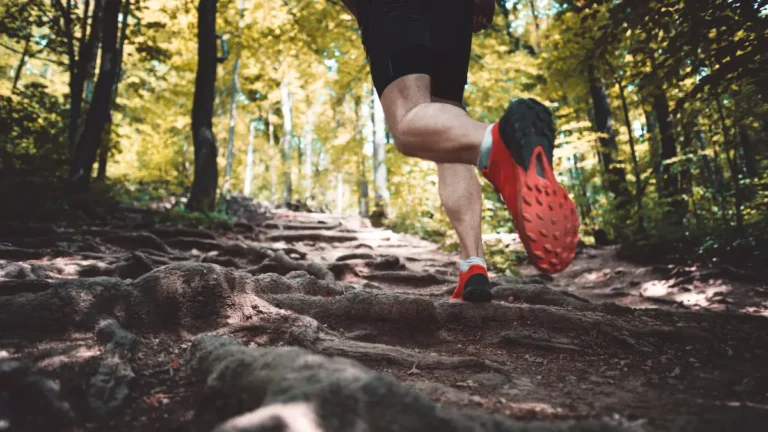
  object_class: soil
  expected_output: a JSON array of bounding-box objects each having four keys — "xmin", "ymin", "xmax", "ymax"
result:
[{"xmin": 1, "ymin": 200, "xmax": 767, "ymax": 432}]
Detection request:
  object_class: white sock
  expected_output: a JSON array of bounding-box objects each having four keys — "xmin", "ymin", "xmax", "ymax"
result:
[
  {"xmin": 476, "ymin": 124, "xmax": 494, "ymax": 170},
  {"xmin": 459, "ymin": 257, "xmax": 487, "ymax": 273}
]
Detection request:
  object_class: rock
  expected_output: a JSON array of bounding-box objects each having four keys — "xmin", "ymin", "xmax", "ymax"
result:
[
  {"xmin": 468, "ymin": 373, "xmax": 508, "ymax": 390},
  {"xmin": 408, "ymin": 381, "xmax": 472, "ymax": 404}
]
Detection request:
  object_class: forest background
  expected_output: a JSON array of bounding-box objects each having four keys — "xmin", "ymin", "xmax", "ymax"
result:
[{"xmin": 1, "ymin": 0, "xmax": 766, "ymax": 274}]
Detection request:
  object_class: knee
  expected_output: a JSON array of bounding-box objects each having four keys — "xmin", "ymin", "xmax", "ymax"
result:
[
  {"xmin": 389, "ymin": 107, "xmax": 422, "ymax": 158},
  {"xmin": 392, "ymin": 133, "xmax": 418, "ymax": 157}
]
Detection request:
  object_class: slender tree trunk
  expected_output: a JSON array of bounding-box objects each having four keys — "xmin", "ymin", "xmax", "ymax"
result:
[
  {"xmin": 96, "ymin": 0, "xmax": 129, "ymax": 181},
  {"xmin": 268, "ymin": 109, "xmax": 277, "ymax": 204},
  {"xmin": 616, "ymin": 77, "xmax": 643, "ymax": 231},
  {"xmin": 336, "ymin": 173, "xmax": 344, "ymax": 215},
  {"xmin": 643, "ymin": 109, "xmax": 664, "ymax": 195},
  {"xmin": 243, "ymin": 118, "xmax": 255, "ymax": 196},
  {"xmin": 280, "ymin": 77, "xmax": 293, "ymax": 207},
  {"xmin": 372, "ymin": 90, "xmax": 389, "ymax": 219},
  {"xmin": 11, "ymin": 35, "xmax": 32, "ymax": 92},
  {"xmin": 715, "ymin": 97, "xmax": 743, "ymax": 229},
  {"xmin": 223, "ymin": 0, "xmax": 245, "ymax": 194},
  {"xmin": 84, "ymin": 0, "xmax": 105, "ymax": 103},
  {"xmin": 587, "ymin": 64, "xmax": 631, "ymax": 215},
  {"xmin": 528, "ymin": 0, "xmax": 541, "ymax": 54},
  {"xmin": 302, "ymin": 97, "xmax": 316, "ymax": 201},
  {"xmin": 695, "ymin": 128, "xmax": 730, "ymax": 228},
  {"xmin": 187, "ymin": 0, "xmax": 220, "ymax": 212},
  {"xmin": 69, "ymin": 0, "xmax": 121, "ymax": 192},
  {"xmin": 356, "ymin": 96, "xmax": 369, "ymax": 217},
  {"xmin": 66, "ymin": 0, "xmax": 99, "ymax": 153},
  {"xmin": 738, "ymin": 125, "xmax": 758, "ymax": 178}
]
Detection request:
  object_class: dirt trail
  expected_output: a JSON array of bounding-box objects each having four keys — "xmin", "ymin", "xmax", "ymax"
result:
[{"xmin": 1, "ymin": 201, "xmax": 767, "ymax": 432}]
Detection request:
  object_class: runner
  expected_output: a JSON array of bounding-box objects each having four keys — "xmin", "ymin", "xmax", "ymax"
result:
[{"xmin": 340, "ymin": 0, "xmax": 580, "ymax": 302}]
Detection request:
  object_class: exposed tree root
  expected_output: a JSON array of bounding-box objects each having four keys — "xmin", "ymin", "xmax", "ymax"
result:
[
  {"xmin": 497, "ymin": 331, "xmax": 583, "ymax": 352},
  {"xmin": 221, "ymin": 243, "xmax": 272, "ymax": 264},
  {"xmin": 0, "ymin": 358, "xmax": 75, "ymax": 431},
  {"xmin": 335, "ymin": 252, "xmax": 375, "ymax": 262},
  {"xmin": 186, "ymin": 335, "xmax": 624, "ymax": 432},
  {"xmin": 103, "ymin": 232, "xmax": 172, "ymax": 253},
  {"xmin": 148, "ymin": 227, "xmax": 217, "ymax": 240},
  {"xmin": 79, "ymin": 252, "xmax": 156, "ymax": 279},
  {"xmin": 0, "ymin": 244, "xmax": 50, "ymax": 260},
  {"xmin": 201, "ymin": 255, "xmax": 242, "ymax": 269},
  {"xmin": 0, "ymin": 262, "xmax": 48, "ymax": 280},
  {"xmin": 314, "ymin": 337, "xmax": 511, "ymax": 375},
  {"xmin": 247, "ymin": 251, "xmax": 335, "ymax": 282},
  {"xmin": 493, "ymin": 285, "xmax": 592, "ymax": 308},
  {"xmin": 327, "ymin": 261, "xmax": 362, "ymax": 280},
  {"xmin": 165, "ymin": 237, "xmax": 223, "ymax": 252},
  {"xmin": 365, "ymin": 270, "xmax": 454, "ymax": 287},
  {"xmin": 366, "ymin": 255, "xmax": 404, "ymax": 271},
  {"xmin": 0, "ymin": 279, "xmax": 56, "ymax": 296},
  {"xmin": 265, "ymin": 231, "xmax": 358, "ymax": 243},
  {"xmin": 263, "ymin": 221, "xmax": 341, "ymax": 231}
]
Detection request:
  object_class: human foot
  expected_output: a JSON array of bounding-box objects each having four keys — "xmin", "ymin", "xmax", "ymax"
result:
[{"xmin": 479, "ymin": 98, "xmax": 579, "ymax": 274}]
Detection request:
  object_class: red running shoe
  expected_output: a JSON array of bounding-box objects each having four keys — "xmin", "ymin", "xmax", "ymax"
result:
[
  {"xmin": 481, "ymin": 98, "xmax": 579, "ymax": 274},
  {"xmin": 450, "ymin": 264, "xmax": 492, "ymax": 302}
]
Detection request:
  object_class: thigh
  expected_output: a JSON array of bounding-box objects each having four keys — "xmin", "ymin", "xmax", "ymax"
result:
[
  {"xmin": 429, "ymin": 0, "xmax": 474, "ymax": 105},
  {"xmin": 356, "ymin": 0, "xmax": 433, "ymax": 98}
]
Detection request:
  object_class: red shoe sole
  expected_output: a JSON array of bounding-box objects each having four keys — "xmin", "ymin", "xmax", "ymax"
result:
[
  {"xmin": 512, "ymin": 146, "xmax": 579, "ymax": 273},
  {"xmin": 483, "ymin": 109, "xmax": 579, "ymax": 274}
]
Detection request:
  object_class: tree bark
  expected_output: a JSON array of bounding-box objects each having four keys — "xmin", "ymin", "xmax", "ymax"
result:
[
  {"xmin": 96, "ymin": 0, "xmax": 130, "ymax": 181},
  {"xmin": 187, "ymin": 0, "xmax": 220, "ymax": 212},
  {"xmin": 224, "ymin": 1, "xmax": 245, "ymax": 194},
  {"xmin": 643, "ymin": 109, "xmax": 664, "ymax": 195},
  {"xmin": 11, "ymin": 35, "xmax": 32, "ymax": 92},
  {"xmin": 372, "ymin": 90, "xmax": 390, "ymax": 219},
  {"xmin": 267, "ymin": 109, "xmax": 277, "ymax": 204},
  {"xmin": 738, "ymin": 125, "xmax": 758, "ymax": 178},
  {"xmin": 587, "ymin": 64, "xmax": 631, "ymax": 215},
  {"xmin": 715, "ymin": 97, "xmax": 743, "ymax": 230},
  {"xmin": 616, "ymin": 77, "xmax": 643, "ymax": 231},
  {"xmin": 84, "ymin": 0, "xmax": 106, "ymax": 104},
  {"xmin": 69, "ymin": 0, "xmax": 121, "ymax": 192},
  {"xmin": 65, "ymin": 0, "xmax": 98, "ymax": 153},
  {"xmin": 302, "ymin": 97, "xmax": 317, "ymax": 202},
  {"xmin": 280, "ymin": 78, "xmax": 293, "ymax": 207},
  {"xmin": 243, "ymin": 118, "xmax": 256, "ymax": 196}
]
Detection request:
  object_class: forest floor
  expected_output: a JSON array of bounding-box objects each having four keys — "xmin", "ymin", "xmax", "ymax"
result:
[{"xmin": 1, "ymin": 199, "xmax": 767, "ymax": 432}]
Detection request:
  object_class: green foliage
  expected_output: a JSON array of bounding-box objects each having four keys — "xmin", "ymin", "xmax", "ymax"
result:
[{"xmin": 0, "ymin": 83, "xmax": 69, "ymax": 178}]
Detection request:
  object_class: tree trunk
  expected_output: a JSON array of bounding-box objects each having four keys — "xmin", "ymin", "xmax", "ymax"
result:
[
  {"xmin": 715, "ymin": 97, "xmax": 743, "ymax": 230},
  {"xmin": 280, "ymin": 78, "xmax": 293, "ymax": 207},
  {"xmin": 648, "ymin": 76, "xmax": 686, "ymax": 224},
  {"xmin": 302, "ymin": 97, "xmax": 316, "ymax": 201},
  {"xmin": 223, "ymin": 1, "xmax": 245, "ymax": 194},
  {"xmin": 69, "ymin": 0, "xmax": 121, "ymax": 192},
  {"xmin": 616, "ymin": 77, "xmax": 643, "ymax": 231},
  {"xmin": 372, "ymin": 90, "xmax": 390, "ymax": 219},
  {"xmin": 11, "ymin": 35, "xmax": 32, "ymax": 92},
  {"xmin": 96, "ymin": 0, "xmax": 130, "ymax": 181},
  {"xmin": 243, "ymin": 118, "xmax": 255, "ymax": 196},
  {"xmin": 695, "ymin": 128, "xmax": 730, "ymax": 228},
  {"xmin": 268, "ymin": 109, "xmax": 277, "ymax": 204},
  {"xmin": 336, "ymin": 173, "xmax": 344, "ymax": 215},
  {"xmin": 587, "ymin": 64, "xmax": 631, "ymax": 214},
  {"xmin": 66, "ymin": 0, "xmax": 99, "ymax": 153},
  {"xmin": 84, "ymin": 0, "xmax": 105, "ymax": 103},
  {"xmin": 528, "ymin": 0, "xmax": 541, "ymax": 54},
  {"xmin": 643, "ymin": 109, "xmax": 664, "ymax": 195},
  {"xmin": 738, "ymin": 125, "xmax": 758, "ymax": 178},
  {"xmin": 187, "ymin": 0, "xmax": 220, "ymax": 212}
]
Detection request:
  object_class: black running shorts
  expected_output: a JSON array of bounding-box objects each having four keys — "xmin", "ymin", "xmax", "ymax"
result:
[{"xmin": 355, "ymin": 0, "xmax": 474, "ymax": 104}]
